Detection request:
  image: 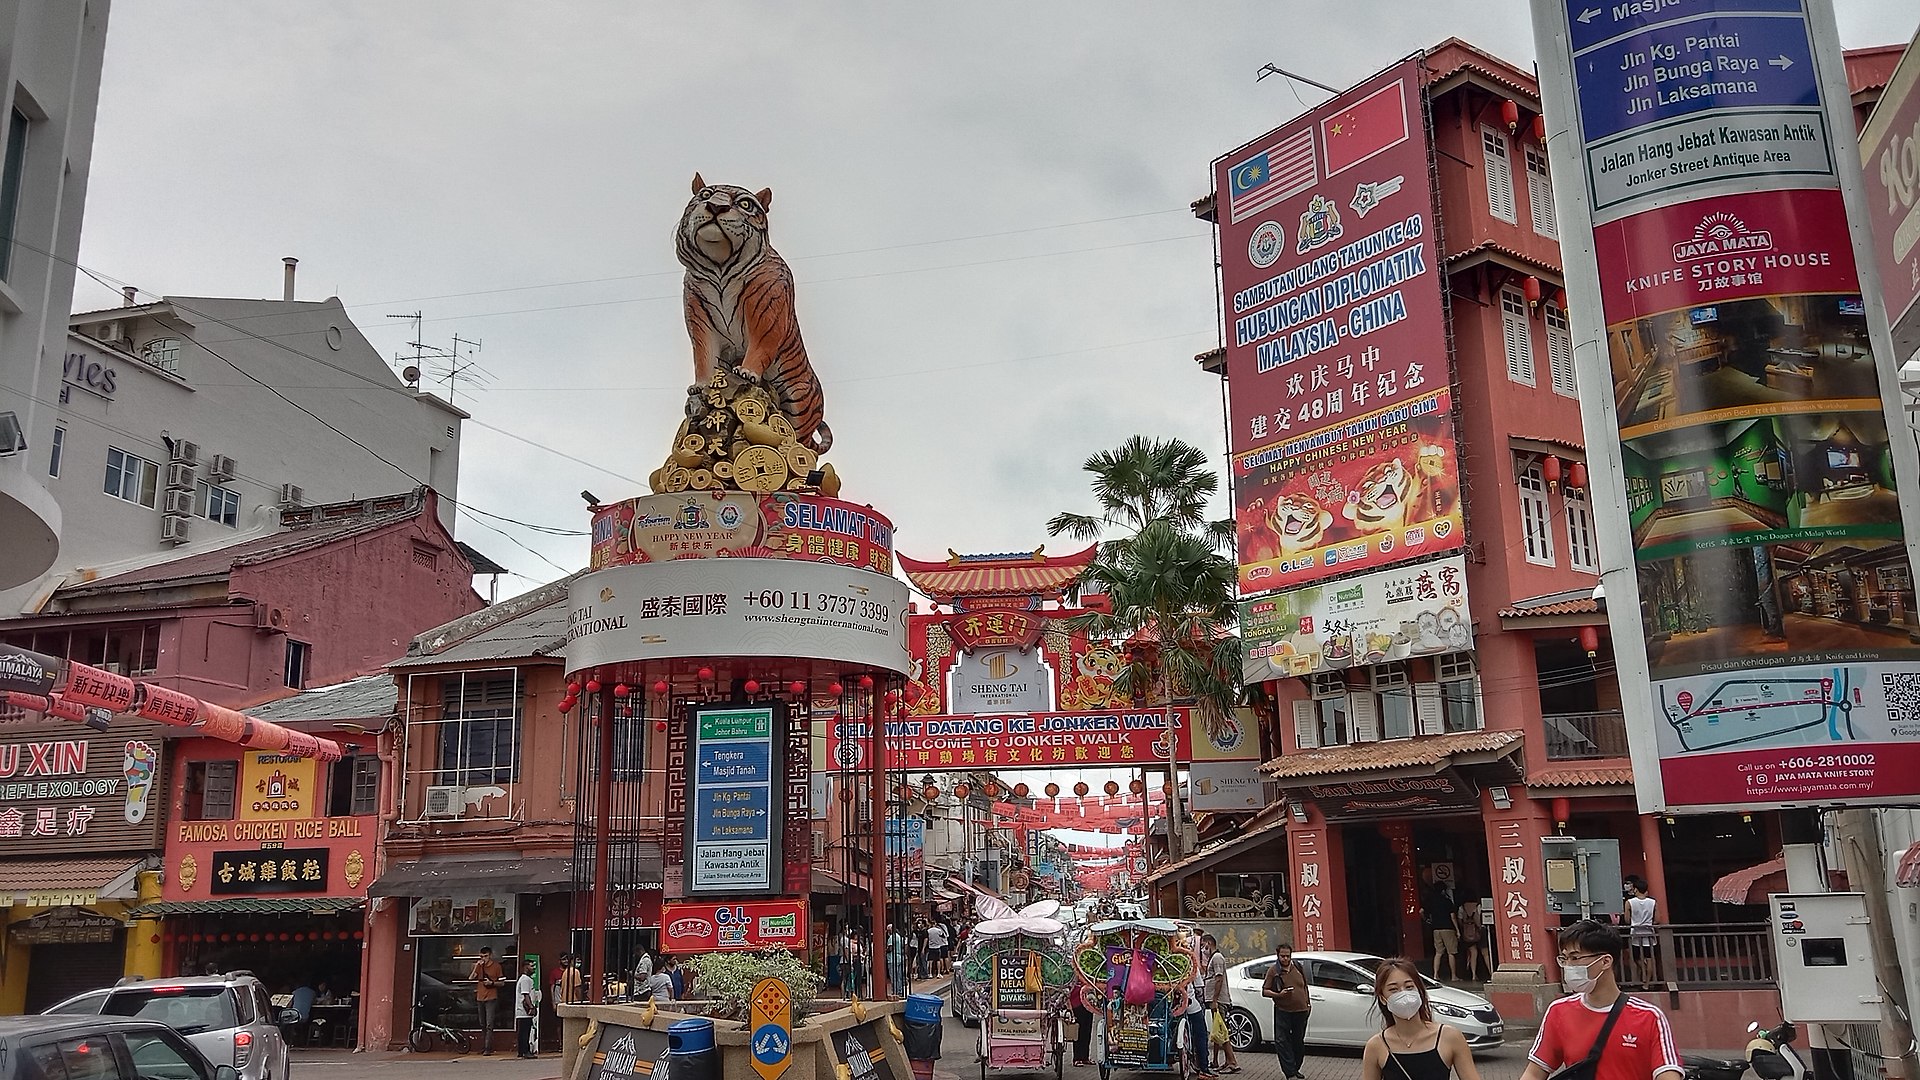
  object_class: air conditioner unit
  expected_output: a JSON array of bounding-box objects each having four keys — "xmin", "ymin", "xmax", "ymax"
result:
[
  {"xmin": 163, "ymin": 489, "xmax": 194, "ymax": 515},
  {"xmin": 165, "ymin": 462, "xmax": 194, "ymax": 490},
  {"xmin": 161, "ymin": 514, "xmax": 191, "ymax": 544},
  {"xmin": 101, "ymin": 662, "xmax": 125, "ymax": 676},
  {"xmin": 279, "ymin": 483, "xmax": 305, "ymax": 507},
  {"xmin": 812, "ymin": 831, "xmax": 826, "ymax": 860},
  {"xmin": 423, "ymin": 785, "xmax": 467, "ymax": 819},
  {"xmin": 208, "ymin": 454, "xmax": 237, "ymax": 481},
  {"xmin": 94, "ymin": 320, "xmax": 128, "ymax": 347},
  {"xmin": 253, "ymin": 603, "xmax": 291, "ymax": 632},
  {"xmin": 170, "ymin": 441, "xmax": 200, "ymax": 465}
]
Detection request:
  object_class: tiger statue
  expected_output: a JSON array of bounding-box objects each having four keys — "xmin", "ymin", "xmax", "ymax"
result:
[{"xmin": 676, "ymin": 174, "xmax": 831, "ymax": 455}]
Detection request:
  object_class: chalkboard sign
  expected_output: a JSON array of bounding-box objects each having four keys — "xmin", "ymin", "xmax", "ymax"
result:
[
  {"xmin": 589, "ymin": 1024, "xmax": 670, "ymax": 1080},
  {"xmin": 992, "ymin": 949, "xmax": 1036, "ymax": 1011},
  {"xmin": 827, "ymin": 1021, "xmax": 886, "ymax": 1080}
]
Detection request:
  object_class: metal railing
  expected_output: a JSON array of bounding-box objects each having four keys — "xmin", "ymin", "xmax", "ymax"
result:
[
  {"xmin": 1585, "ymin": 923, "xmax": 1775, "ymax": 990},
  {"xmin": 1541, "ymin": 710, "xmax": 1631, "ymax": 761}
]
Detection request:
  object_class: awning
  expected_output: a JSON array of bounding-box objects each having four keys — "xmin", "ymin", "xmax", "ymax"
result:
[
  {"xmin": 811, "ymin": 869, "xmax": 869, "ymax": 897},
  {"xmin": 0, "ymin": 856, "xmax": 152, "ymax": 906},
  {"xmin": 131, "ymin": 897, "xmax": 365, "ymax": 917},
  {"xmin": 1712, "ymin": 857, "xmax": 1848, "ymax": 904},
  {"xmin": 368, "ymin": 855, "xmax": 578, "ymax": 897},
  {"xmin": 1259, "ymin": 730, "xmax": 1523, "ymax": 783},
  {"xmin": 1897, "ymin": 841, "xmax": 1920, "ymax": 888},
  {"xmin": 1146, "ymin": 807, "xmax": 1288, "ymax": 885}
]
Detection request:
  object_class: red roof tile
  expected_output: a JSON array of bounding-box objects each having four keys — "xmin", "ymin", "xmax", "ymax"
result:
[
  {"xmin": 1260, "ymin": 730, "xmax": 1521, "ymax": 781},
  {"xmin": 1497, "ymin": 597, "xmax": 1601, "ymax": 618},
  {"xmin": 899, "ymin": 545, "xmax": 1097, "ymax": 602},
  {"xmin": 1527, "ymin": 764, "xmax": 1634, "ymax": 788}
]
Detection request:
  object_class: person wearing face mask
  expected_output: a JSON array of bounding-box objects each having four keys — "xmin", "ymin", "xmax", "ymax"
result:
[
  {"xmin": 1522, "ymin": 921, "xmax": 1682, "ymax": 1080},
  {"xmin": 1360, "ymin": 958, "xmax": 1484, "ymax": 1080}
]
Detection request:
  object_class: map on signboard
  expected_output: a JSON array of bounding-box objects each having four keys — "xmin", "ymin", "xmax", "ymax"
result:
[{"xmin": 1660, "ymin": 669, "xmax": 1857, "ymax": 752}]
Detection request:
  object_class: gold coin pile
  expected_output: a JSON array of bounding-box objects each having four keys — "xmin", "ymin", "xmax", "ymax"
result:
[{"xmin": 650, "ymin": 369, "xmax": 841, "ymax": 497}]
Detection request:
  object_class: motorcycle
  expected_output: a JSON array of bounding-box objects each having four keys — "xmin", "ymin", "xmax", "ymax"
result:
[{"xmin": 1682, "ymin": 1021, "xmax": 1805, "ymax": 1080}]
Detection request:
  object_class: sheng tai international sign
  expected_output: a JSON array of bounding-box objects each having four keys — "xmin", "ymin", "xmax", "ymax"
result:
[
  {"xmin": 1534, "ymin": 0, "xmax": 1920, "ymax": 810},
  {"xmin": 685, "ymin": 705, "xmax": 782, "ymax": 895},
  {"xmin": 1215, "ymin": 56, "xmax": 1463, "ymax": 596}
]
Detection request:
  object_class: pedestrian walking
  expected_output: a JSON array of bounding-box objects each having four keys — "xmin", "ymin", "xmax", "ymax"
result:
[
  {"xmin": 514, "ymin": 958, "xmax": 539, "ymax": 1059},
  {"xmin": 1360, "ymin": 957, "xmax": 1484, "ymax": 1080},
  {"xmin": 1624, "ymin": 878, "xmax": 1658, "ymax": 985},
  {"xmin": 1183, "ymin": 973, "xmax": 1219, "ymax": 1080},
  {"xmin": 926, "ymin": 920, "xmax": 950, "ymax": 975},
  {"xmin": 1262, "ymin": 944, "xmax": 1310, "ymax": 1080},
  {"xmin": 469, "ymin": 947, "xmax": 504, "ymax": 1055},
  {"xmin": 1071, "ymin": 981, "xmax": 1094, "ymax": 1066},
  {"xmin": 1424, "ymin": 879, "xmax": 1459, "ymax": 981},
  {"xmin": 1200, "ymin": 935, "xmax": 1239, "ymax": 1073},
  {"xmin": 887, "ymin": 924, "xmax": 908, "ymax": 994},
  {"xmin": 1455, "ymin": 900, "xmax": 1488, "ymax": 983},
  {"xmin": 1520, "ymin": 921, "xmax": 1682, "ymax": 1080}
]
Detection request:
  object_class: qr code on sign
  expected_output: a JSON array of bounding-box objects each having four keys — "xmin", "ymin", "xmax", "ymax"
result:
[{"xmin": 1881, "ymin": 673, "xmax": 1920, "ymax": 724}]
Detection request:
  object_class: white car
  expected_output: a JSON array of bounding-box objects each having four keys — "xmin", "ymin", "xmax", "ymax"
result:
[{"xmin": 1220, "ymin": 952, "xmax": 1504, "ymax": 1051}]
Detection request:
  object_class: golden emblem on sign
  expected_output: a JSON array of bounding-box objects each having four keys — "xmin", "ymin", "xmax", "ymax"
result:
[
  {"xmin": 343, "ymin": 850, "xmax": 366, "ymax": 890},
  {"xmin": 178, "ymin": 854, "xmax": 198, "ymax": 893}
]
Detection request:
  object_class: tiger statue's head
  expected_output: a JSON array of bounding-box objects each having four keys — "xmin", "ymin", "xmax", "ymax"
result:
[{"xmin": 677, "ymin": 174, "xmax": 775, "ymax": 273}]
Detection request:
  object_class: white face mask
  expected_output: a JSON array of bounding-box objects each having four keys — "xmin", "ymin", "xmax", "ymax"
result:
[
  {"xmin": 1562, "ymin": 963, "xmax": 1598, "ymax": 995},
  {"xmin": 1386, "ymin": 990, "xmax": 1424, "ymax": 1019}
]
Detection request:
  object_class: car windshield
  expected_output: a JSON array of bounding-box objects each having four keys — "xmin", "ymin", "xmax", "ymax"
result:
[
  {"xmin": 1343, "ymin": 956, "xmax": 1442, "ymax": 989},
  {"xmin": 102, "ymin": 987, "xmax": 238, "ymax": 1035}
]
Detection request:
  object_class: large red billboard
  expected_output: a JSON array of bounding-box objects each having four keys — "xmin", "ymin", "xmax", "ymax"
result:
[{"xmin": 1214, "ymin": 57, "xmax": 1459, "ymax": 595}]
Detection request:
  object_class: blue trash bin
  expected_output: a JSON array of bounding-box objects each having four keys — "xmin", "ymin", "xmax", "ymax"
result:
[
  {"xmin": 904, "ymin": 993, "xmax": 944, "ymax": 1064},
  {"xmin": 661, "ymin": 1018, "xmax": 716, "ymax": 1080}
]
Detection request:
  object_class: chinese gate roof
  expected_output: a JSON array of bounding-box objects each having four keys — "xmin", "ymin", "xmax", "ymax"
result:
[{"xmin": 897, "ymin": 545, "xmax": 1097, "ymax": 603}]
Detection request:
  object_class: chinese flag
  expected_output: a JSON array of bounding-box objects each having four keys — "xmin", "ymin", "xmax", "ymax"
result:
[{"xmin": 1320, "ymin": 79, "xmax": 1410, "ymax": 176}]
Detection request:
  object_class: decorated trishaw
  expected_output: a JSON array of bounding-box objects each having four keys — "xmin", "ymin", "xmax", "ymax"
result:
[
  {"xmin": 1073, "ymin": 918, "xmax": 1199, "ymax": 1080},
  {"xmin": 954, "ymin": 892, "xmax": 1076, "ymax": 1080}
]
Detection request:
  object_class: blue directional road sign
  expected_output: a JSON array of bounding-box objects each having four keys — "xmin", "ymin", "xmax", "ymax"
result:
[
  {"xmin": 696, "ymin": 741, "xmax": 773, "ymax": 785},
  {"xmin": 1574, "ymin": 11, "xmax": 1819, "ymax": 142},
  {"xmin": 1564, "ymin": 0, "xmax": 1803, "ymax": 53}
]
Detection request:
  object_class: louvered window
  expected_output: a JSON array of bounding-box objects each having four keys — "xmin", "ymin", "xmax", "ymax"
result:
[
  {"xmin": 1483, "ymin": 127, "xmax": 1516, "ymax": 223},
  {"xmin": 1546, "ymin": 302, "xmax": 1576, "ymax": 396},
  {"xmin": 1503, "ymin": 288, "xmax": 1535, "ymax": 386},
  {"xmin": 1526, "ymin": 145, "xmax": 1557, "ymax": 238}
]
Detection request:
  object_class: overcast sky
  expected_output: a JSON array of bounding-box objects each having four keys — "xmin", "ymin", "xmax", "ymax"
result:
[{"xmin": 74, "ymin": 2, "xmax": 1916, "ymax": 591}]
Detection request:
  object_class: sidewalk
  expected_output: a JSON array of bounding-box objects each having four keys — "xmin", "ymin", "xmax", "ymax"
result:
[{"xmin": 292, "ymin": 1049, "xmax": 562, "ymax": 1080}]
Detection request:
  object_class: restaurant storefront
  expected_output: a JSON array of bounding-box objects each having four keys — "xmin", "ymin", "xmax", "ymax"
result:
[{"xmin": 0, "ymin": 720, "xmax": 170, "ymax": 1013}]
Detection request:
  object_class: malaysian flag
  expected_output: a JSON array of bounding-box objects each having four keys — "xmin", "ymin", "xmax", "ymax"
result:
[{"xmin": 1227, "ymin": 127, "xmax": 1317, "ymax": 224}]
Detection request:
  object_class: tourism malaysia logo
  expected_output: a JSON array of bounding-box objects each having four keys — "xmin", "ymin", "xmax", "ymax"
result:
[{"xmin": 1672, "ymin": 212, "xmax": 1774, "ymax": 262}]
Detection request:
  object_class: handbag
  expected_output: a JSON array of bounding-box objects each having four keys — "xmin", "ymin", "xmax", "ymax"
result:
[{"xmin": 1546, "ymin": 995, "xmax": 1628, "ymax": 1080}]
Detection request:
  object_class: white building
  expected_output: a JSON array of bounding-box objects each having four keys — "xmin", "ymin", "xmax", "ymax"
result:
[
  {"xmin": 3, "ymin": 278, "xmax": 467, "ymax": 613},
  {"xmin": 0, "ymin": 0, "xmax": 112, "ymax": 590}
]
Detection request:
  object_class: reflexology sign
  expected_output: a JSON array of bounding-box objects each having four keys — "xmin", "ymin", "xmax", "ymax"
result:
[{"xmin": 1534, "ymin": 0, "xmax": 1920, "ymax": 810}]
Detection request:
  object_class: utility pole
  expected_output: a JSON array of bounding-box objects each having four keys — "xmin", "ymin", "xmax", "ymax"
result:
[{"xmin": 1831, "ymin": 809, "xmax": 1919, "ymax": 1080}]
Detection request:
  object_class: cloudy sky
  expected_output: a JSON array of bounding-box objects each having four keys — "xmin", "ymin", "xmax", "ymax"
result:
[{"xmin": 74, "ymin": 1, "xmax": 1915, "ymax": 591}]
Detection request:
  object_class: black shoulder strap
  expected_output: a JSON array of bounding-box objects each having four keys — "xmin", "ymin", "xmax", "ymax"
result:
[{"xmin": 1583, "ymin": 996, "xmax": 1630, "ymax": 1066}]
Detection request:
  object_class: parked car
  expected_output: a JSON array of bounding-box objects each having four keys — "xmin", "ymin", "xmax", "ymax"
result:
[
  {"xmin": 45, "ymin": 974, "xmax": 290, "ymax": 1080},
  {"xmin": 1220, "ymin": 951, "xmax": 1504, "ymax": 1051},
  {"xmin": 0, "ymin": 1015, "xmax": 241, "ymax": 1080}
]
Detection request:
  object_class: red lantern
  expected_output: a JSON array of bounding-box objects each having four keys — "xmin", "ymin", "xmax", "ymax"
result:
[
  {"xmin": 744, "ymin": 679, "xmax": 761, "ymax": 694},
  {"xmin": 829, "ymin": 682, "xmax": 844, "ymax": 696},
  {"xmin": 322, "ymin": 932, "xmax": 334, "ymax": 941},
  {"xmin": 1522, "ymin": 275, "xmax": 1543, "ymax": 307},
  {"xmin": 1014, "ymin": 783, "xmax": 1030, "ymax": 798},
  {"xmin": 1104, "ymin": 781, "xmax": 1120, "ymax": 796},
  {"xmin": 1541, "ymin": 455, "xmax": 1562, "ymax": 490},
  {"xmin": 655, "ymin": 720, "xmax": 668, "ymax": 732},
  {"xmin": 789, "ymin": 680, "xmax": 806, "ymax": 695},
  {"xmin": 1552, "ymin": 797, "xmax": 1573, "ymax": 826},
  {"xmin": 904, "ymin": 683, "xmax": 924, "ymax": 704},
  {"xmin": 1045, "ymin": 783, "xmax": 1060, "ymax": 798},
  {"xmin": 858, "ymin": 675, "xmax": 875, "ymax": 690},
  {"xmin": 954, "ymin": 782, "xmax": 972, "ymax": 799},
  {"xmin": 1501, "ymin": 98, "xmax": 1521, "ymax": 132},
  {"xmin": 353, "ymin": 931, "xmax": 364, "ymax": 940},
  {"xmin": 566, "ymin": 681, "xmax": 581, "ymax": 697},
  {"xmin": 653, "ymin": 680, "xmax": 670, "ymax": 696},
  {"xmin": 1163, "ymin": 782, "xmax": 1176, "ymax": 798},
  {"xmin": 1580, "ymin": 625, "xmax": 1601, "ymax": 657},
  {"xmin": 885, "ymin": 689, "xmax": 901, "ymax": 703},
  {"xmin": 1532, "ymin": 114, "xmax": 1547, "ymax": 142},
  {"xmin": 1568, "ymin": 461, "xmax": 1589, "ymax": 490},
  {"xmin": 294, "ymin": 934, "xmax": 306, "ymax": 942},
  {"xmin": 150, "ymin": 934, "xmax": 161, "ymax": 944},
  {"xmin": 584, "ymin": 679, "xmax": 602, "ymax": 694},
  {"xmin": 558, "ymin": 697, "xmax": 575, "ymax": 713},
  {"xmin": 221, "ymin": 934, "xmax": 233, "ymax": 942},
  {"xmin": 1129, "ymin": 778, "xmax": 1146, "ymax": 794},
  {"xmin": 840, "ymin": 785, "xmax": 855, "ymax": 803},
  {"xmin": 1073, "ymin": 782, "xmax": 1089, "ymax": 796},
  {"xmin": 613, "ymin": 683, "xmax": 630, "ymax": 698},
  {"xmin": 697, "ymin": 667, "xmax": 714, "ymax": 682},
  {"xmin": 923, "ymin": 783, "xmax": 940, "ymax": 801}
]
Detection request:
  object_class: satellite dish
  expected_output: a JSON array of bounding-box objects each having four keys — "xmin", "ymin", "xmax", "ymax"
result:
[{"xmin": 402, "ymin": 365, "xmax": 421, "ymax": 385}]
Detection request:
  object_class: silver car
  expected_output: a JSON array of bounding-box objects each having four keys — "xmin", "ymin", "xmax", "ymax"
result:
[
  {"xmin": 45, "ymin": 973, "xmax": 291, "ymax": 1080},
  {"xmin": 1220, "ymin": 952, "xmax": 1504, "ymax": 1051}
]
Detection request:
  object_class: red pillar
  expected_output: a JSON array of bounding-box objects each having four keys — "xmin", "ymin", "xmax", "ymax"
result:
[
  {"xmin": 1379, "ymin": 821, "xmax": 1424, "ymax": 957},
  {"xmin": 361, "ymin": 899, "xmax": 401, "ymax": 1050},
  {"xmin": 1482, "ymin": 789, "xmax": 1555, "ymax": 973},
  {"xmin": 1286, "ymin": 806, "xmax": 1348, "ymax": 950},
  {"xmin": 588, "ymin": 692, "xmax": 615, "ymax": 1001},
  {"xmin": 1637, "ymin": 812, "xmax": 1670, "ymax": 911}
]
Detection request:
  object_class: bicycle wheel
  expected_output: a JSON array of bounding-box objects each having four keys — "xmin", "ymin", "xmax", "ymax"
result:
[
  {"xmin": 450, "ymin": 1028, "xmax": 474, "ymax": 1055},
  {"xmin": 408, "ymin": 1027, "xmax": 433, "ymax": 1054}
]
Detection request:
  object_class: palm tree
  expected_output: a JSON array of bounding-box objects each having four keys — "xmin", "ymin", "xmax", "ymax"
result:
[{"xmin": 1049, "ymin": 437, "xmax": 1242, "ymax": 863}]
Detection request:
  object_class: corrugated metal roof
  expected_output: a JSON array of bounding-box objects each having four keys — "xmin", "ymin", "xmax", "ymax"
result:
[
  {"xmin": 249, "ymin": 674, "xmax": 397, "ymax": 724},
  {"xmin": 131, "ymin": 897, "xmax": 365, "ymax": 917},
  {"xmin": 389, "ymin": 574, "xmax": 580, "ymax": 668}
]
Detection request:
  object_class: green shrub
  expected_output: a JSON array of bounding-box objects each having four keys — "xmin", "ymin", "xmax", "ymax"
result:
[{"xmin": 687, "ymin": 948, "xmax": 825, "ymax": 1022}]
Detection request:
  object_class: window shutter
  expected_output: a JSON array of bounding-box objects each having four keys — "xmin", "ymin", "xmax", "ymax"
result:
[
  {"xmin": 1483, "ymin": 128, "xmax": 1516, "ymax": 223},
  {"xmin": 1546, "ymin": 304, "xmax": 1576, "ymax": 396},
  {"xmin": 1292, "ymin": 699, "xmax": 1319, "ymax": 750},
  {"xmin": 1526, "ymin": 147, "xmax": 1557, "ymax": 238},
  {"xmin": 1502, "ymin": 289, "xmax": 1535, "ymax": 386},
  {"xmin": 1349, "ymin": 693, "xmax": 1380, "ymax": 743},
  {"xmin": 1415, "ymin": 684, "xmax": 1445, "ymax": 735}
]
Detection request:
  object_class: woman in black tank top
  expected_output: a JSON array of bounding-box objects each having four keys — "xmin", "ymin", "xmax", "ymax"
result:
[{"xmin": 1361, "ymin": 957, "xmax": 1485, "ymax": 1080}]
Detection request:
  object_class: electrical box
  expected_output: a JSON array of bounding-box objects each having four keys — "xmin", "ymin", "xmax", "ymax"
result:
[
  {"xmin": 1769, "ymin": 893, "xmax": 1882, "ymax": 1024},
  {"xmin": 1541, "ymin": 836, "xmax": 1623, "ymax": 917}
]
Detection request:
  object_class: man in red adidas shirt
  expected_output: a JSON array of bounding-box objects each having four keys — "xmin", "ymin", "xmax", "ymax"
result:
[{"xmin": 1522, "ymin": 921, "xmax": 1682, "ymax": 1080}]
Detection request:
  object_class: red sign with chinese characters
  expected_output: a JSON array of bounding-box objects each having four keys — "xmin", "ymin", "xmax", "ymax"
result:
[
  {"xmin": 661, "ymin": 899, "xmax": 807, "ymax": 952},
  {"xmin": 1214, "ymin": 58, "xmax": 1461, "ymax": 594},
  {"xmin": 947, "ymin": 609, "xmax": 1045, "ymax": 652}
]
